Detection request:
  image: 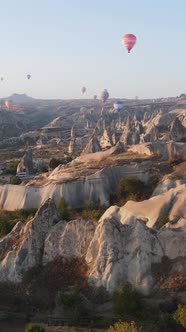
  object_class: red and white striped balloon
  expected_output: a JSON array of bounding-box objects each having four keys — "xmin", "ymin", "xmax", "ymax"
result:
[{"xmin": 121, "ymin": 34, "xmax": 137, "ymax": 53}]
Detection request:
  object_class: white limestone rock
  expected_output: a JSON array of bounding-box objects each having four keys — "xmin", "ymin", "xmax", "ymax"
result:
[
  {"xmin": 0, "ymin": 199, "xmax": 60, "ymax": 282},
  {"xmin": 43, "ymin": 219, "xmax": 96, "ymax": 264},
  {"xmin": 86, "ymin": 216, "xmax": 163, "ymax": 295}
]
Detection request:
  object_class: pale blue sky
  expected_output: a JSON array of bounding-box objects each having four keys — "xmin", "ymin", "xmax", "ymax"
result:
[{"xmin": 0, "ymin": 0, "xmax": 186, "ymax": 99}]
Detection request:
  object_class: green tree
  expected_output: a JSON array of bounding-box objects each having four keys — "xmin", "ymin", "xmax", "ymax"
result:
[
  {"xmin": 6, "ymin": 160, "xmax": 20, "ymax": 175},
  {"xmin": 0, "ymin": 220, "xmax": 16, "ymax": 237},
  {"xmin": 10, "ymin": 176, "xmax": 22, "ymax": 185},
  {"xmin": 106, "ymin": 321, "xmax": 142, "ymax": 332},
  {"xmin": 156, "ymin": 210, "xmax": 170, "ymax": 229},
  {"xmin": 112, "ymin": 284, "xmax": 141, "ymax": 316},
  {"xmin": 24, "ymin": 323, "xmax": 45, "ymax": 332},
  {"xmin": 110, "ymin": 177, "xmax": 146, "ymax": 206},
  {"xmin": 57, "ymin": 197, "xmax": 71, "ymax": 220},
  {"xmin": 49, "ymin": 158, "xmax": 61, "ymax": 170},
  {"xmin": 173, "ymin": 304, "xmax": 186, "ymax": 328}
]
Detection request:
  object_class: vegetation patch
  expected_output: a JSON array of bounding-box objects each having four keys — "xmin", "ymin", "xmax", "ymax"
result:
[
  {"xmin": 173, "ymin": 304, "xmax": 186, "ymax": 328},
  {"xmin": 112, "ymin": 284, "xmax": 142, "ymax": 317},
  {"xmin": 0, "ymin": 208, "xmax": 37, "ymax": 237},
  {"xmin": 24, "ymin": 323, "xmax": 45, "ymax": 332},
  {"xmin": 110, "ymin": 177, "xmax": 157, "ymax": 206},
  {"xmin": 106, "ymin": 320, "xmax": 142, "ymax": 332}
]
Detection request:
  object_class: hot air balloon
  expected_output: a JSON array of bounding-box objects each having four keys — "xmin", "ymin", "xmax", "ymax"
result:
[
  {"xmin": 81, "ymin": 86, "xmax": 86, "ymax": 94},
  {"xmin": 121, "ymin": 34, "xmax": 137, "ymax": 53},
  {"xmin": 113, "ymin": 100, "xmax": 123, "ymax": 111},
  {"xmin": 1, "ymin": 77, "xmax": 3, "ymax": 81},
  {"xmin": 100, "ymin": 89, "xmax": 109, "ymax": 103},
  {"xmin": 27, "ymin": 74, "xmax": 31, "ymax": 80},
  {"xmin": 5, "ymin": 100, "xmax": 13, "ymax": 110},
  {"xmin": 93, "ymin": 95, "xmax": 97, "ymax": 100}
]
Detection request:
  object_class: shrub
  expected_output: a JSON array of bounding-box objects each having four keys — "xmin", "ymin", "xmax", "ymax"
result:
[
  {"xmin": 81, "ymin": 200, "xmax": 107, "ymax": 221},
  {"xmin": 49, "ymin": 157, "xmax": 72, "ymax": 170},
  {"xmin": 10, "ymin": 176, "xmax": 22, "ymax": 185},
  {"xmin": 173, "ymin": 304, "xmax": 186, "ymax": 328},
  {"xmin": 88, "ymin": 285, "xmax": 110, "ymax": 305},
  {"xmin": 55, "ymin": 288, "xmax": 90, "ymax": 325},
  {"xmin": 156, "ymin": 210, "xmax": 170, "ymax": 229},
  {"xmin": 112, "ymin": 284, "xmax": 141, "ymax": 316},
  {"xmin": 0, "ymin": 219, "xmax": 16, "ymax": 237},
  {"xmin": 6, "ymin": 160, "xmax": 20, "ymax": 175},
  {"xmin": 55, "ymin": 288, "xmax": 81, "ymax": 308},
  {"xmin": 110, "ymin": 177, "xmax": 147, "ymax": 206},
  {"xmin": 57, "ymin": 197, "xmax": 71, "ymax": 220},
  {"xmin": 106, "ymin": 320, "xmax": 142, "ymax": 332},
  {"xmin": 24, "ymin": 323, "xmax": 45, "ymax": 332},
  {"xmin": 157, "ymin": 313, "xmax": 175, "ymax": 331},
  {"xmin": 0, "ymin": 208, "xmax": 37, "ymax": 237}
]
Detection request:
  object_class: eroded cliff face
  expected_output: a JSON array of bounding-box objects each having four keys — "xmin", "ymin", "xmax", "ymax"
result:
[
  {"xmin": 0, "ymin": 163, "xmax": 152, "ymax": 210},
  {"xmin": 0, "ymin": 184, "xmax": 185, "ymax": 295}
]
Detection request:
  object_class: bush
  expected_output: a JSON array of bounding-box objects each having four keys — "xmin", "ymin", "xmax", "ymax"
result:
[
  {"xmin": 110, "ymin": 177, "xmax": 147, "ymax": 206},
  {"xmin": 81, "ymin": 200, "xmax": 107, "ymax": 221},
  {"xmin": 10, "ymin": 176, "xmax": 22, "ymax": 185},
  {"xmin": 112, "ymin": 284, "xmax": 142, "ymax": 316},
  {"xmin": 6, "ymin": 160, "xmax": 20, "ymax": 175},
  {"xmin": 173, "ymin": 304, "xmax": 186, "ymax": 328},
  {"xmin": 0, "ymin": 208, "xmax": 37, "ymax": 237},
  {"xmin": 49, "ymin": 157, "xmax": 72, "ymax": 170},
  {"xmin": 55, "ymin": 288, "xmax": 81, "ymax": 308},
  {"xmin": 87, "ymin": 285, "xmax": 110, "ymax": 305},
  {"xmin": 157, "ymin": 312, "xmax": 176, "ymax": 331},
  {"xmin": 24, "ymin": 323, "xmax": 45, "ymax": 332},
  {"xmin": 57, "ymin": 197, "xmax": 71, "ymax": 220},
  {"xmin": 0, "ymin": 219, "xmax": 16, "ymax": 237},
  {"xmin": 156, "ymin": 210, "xmax": 170, "ymax": 229},
  {"xmin": 55, "ymin": 288, "xmax": 90, "ymax": 325},
  {"xmin": 106, "ymin": 320, "xmax": 142, "ymax": 332}
]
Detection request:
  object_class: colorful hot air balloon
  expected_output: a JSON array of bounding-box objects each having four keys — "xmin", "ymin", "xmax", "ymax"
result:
[
  {"xmin": 81, "ymin": 86, "xmax": 86, "ymax": 94},
  {"xmin": 121, "ymin": 34, "xmax": 137, "ymax": 53},
  {"xmin": 100, "ymin": 89, "xmax": 109, "ymax": 103},
  {"xmin": 27, "ymin": 74, "xmax": 31, "ymax": 80},
  {"xmin": 113, "ymin": 100, "xmax": 123, "ymax": 111}
]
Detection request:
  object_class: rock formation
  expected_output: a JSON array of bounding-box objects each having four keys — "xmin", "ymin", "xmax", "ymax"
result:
[
  {"xmin": 17, "ymin": 149, "xmax": 34, "ymax": 174},
  {"xmin": 82, "ymin": 135, "xmax": 101, "ymax": 154},
  {"xmin": 0, "ymin": 183, "xmax": 185, "ymax": 295},
  {"xmin": 0, "ymin": 199, "xmax": 60, "ymax": 282}
]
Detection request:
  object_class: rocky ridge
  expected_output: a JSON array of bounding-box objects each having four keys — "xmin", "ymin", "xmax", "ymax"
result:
[{"xmin": 0, "ymin": 182, "xmax": 185, "ymax": 295}]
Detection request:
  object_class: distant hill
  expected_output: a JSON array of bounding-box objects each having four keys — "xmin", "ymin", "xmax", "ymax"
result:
[{"xmin": 3, "ymin": 93, "xmax": 36, "ymax": 104}]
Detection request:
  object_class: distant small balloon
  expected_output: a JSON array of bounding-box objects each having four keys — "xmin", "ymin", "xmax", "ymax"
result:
[
  {"xmin": 93, "ymin": 95, "xmax": 97, "ymax": 100},
  {"xmin": 1, "ymin": 77, "xmax": 3, "ymax": 81},
  {"xmin": 121, "ymin": 34, "xmax": 137, "ymax": 53},
  {"xmin": 27, "ymin": 74, "xmax": 31, "ymax": 80},
  {"xmin": 113, "ymin": 100, "xmax": 123, "ymax": 111},
  {"xmin": 81, "ymin": 86, "xmax": 86, "ymax": 94},
  {"xmin": 100, "ymin": 89, "xmax": 109, "ymax": 103}
]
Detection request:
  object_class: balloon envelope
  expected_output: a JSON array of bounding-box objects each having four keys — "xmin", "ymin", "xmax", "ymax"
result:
[
  {"xmin": 81, "ymin": 86, "xmax": 86, "ymax": 94},
  {"xmin": 121, "ymin": 34, "xmax": 136, "ymax": 53},
  {"xmin": 93, "ymin": 95, "xmax": 97, "ymax": 100},
  {"xmin": 27, "ymin": 74, "xmax": 31, "ymax": 80},
  {"xmin": 1, "ymin": 77, "xmax": 3, "ymax": 81},
  {"xmin": 113, "ymin": 100, "xmax": 123, "ymax": 111},
  {"xmin": 100, "ymin": 89, "xmax": 109, "ymax": 103}
]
